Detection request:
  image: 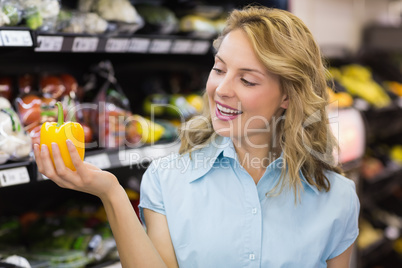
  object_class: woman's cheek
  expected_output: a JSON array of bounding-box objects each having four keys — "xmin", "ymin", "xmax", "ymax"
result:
[{"xmin": 206, "ymin": 74, "xmax": 217, "ymax": 96}]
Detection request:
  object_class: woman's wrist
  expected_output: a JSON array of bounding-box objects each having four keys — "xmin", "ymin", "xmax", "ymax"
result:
[{"xmin": 98, "ymin": 178, "xmax": 125, "ymax": 204}]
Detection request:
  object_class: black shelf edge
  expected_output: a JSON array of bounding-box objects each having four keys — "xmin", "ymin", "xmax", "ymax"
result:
[
  {"xmin": 32, "ymin": 141, "xmax": 181, "ymax": 183},
  {"xmin": 0, "ymin": 27, "xmax": 214, "ymax": 55},
  {"xmin": 0, "ymin": 157, "xmax": 35, "ymax": 188}
]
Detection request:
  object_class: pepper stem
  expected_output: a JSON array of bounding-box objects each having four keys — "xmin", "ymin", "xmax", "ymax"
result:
[{"xmin": 56, "ymin": 102, "xmax": 64, "ymax": 127}]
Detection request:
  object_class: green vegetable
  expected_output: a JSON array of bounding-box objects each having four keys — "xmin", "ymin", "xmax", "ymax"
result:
[
  {"xmin": 3, "ymin": 4, "xmax": 20, "ymax": 26},
  {"xmin": 25, "ymin": 8, "xmax": 43, "ymax": 30}
]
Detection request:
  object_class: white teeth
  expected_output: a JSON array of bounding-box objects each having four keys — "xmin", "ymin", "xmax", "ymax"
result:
[{"xmin": 217, "ymin": 103, "xmax": 242, "ymax": 115}]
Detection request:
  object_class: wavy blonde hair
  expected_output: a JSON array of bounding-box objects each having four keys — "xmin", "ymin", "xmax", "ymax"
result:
[{"xmin": 179, "ymin": 5, "xmax": 342, "ymax": 200}]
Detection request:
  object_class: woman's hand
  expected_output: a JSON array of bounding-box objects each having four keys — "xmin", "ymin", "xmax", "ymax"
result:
[{"xmin": 33, "ymin": 140, "xmax": 119, "ymax": 200}]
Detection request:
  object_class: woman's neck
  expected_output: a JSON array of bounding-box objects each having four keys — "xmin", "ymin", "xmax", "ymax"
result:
[{"xmin": 232, "ymin": 135, "xmax": 281, "ymax": 184}]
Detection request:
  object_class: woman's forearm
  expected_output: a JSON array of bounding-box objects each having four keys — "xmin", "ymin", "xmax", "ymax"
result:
[{"xmin": 100, "ymin": 184, "xmax": 167, "ymax": 268}]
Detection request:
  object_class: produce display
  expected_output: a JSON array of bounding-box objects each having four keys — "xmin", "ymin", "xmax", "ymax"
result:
[
  {"xmin": 0, "ymin": 0, "xmax": 228, "ymax": 38},
  {"xmin": 0, "ymin": 0, "xmax": 60, "ymax": 31},
  {"xmin": 329, "ymin": 64, "xmax": 392, "ymax": 108},
  {"xmin": 0, "ymin": 58, "xmax": 207, "ymax": 167},
  {"xmin": 0, "ymin": 194, "xmax": 133, "ymax": 266}
]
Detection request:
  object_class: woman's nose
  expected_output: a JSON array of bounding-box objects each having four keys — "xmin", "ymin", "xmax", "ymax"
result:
[{"xmin": 216, "ymin": 76, "xmax": 235, "ymax": 98}]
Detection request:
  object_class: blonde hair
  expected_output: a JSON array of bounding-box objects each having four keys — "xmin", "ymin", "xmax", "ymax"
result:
[{"xmin": 179, "ymin": 5, "xmax": 342, "ymax": 200}]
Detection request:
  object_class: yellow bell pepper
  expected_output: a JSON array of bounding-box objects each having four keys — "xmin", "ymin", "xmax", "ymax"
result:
[{"xmin": 40, "ymin": 102, "xmax": 85, "ymax": 171}]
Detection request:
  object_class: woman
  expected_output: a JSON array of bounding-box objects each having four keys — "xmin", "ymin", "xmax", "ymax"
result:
[{"xmin": 34, "ymin": 5, "xmax": 359, "ymax": 268}]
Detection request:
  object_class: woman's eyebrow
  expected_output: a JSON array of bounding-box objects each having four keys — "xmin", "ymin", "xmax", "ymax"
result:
[
  {"xmin": 215, "ymin": 54, "xmax": 225, "ymax": 64},
  {"xmin": 239, "ymin": 68, "xmax": 265, "ymax": 76},
  {"xmin": 215, "ymin": 54, "xmax": 265, "ymax": 76}
]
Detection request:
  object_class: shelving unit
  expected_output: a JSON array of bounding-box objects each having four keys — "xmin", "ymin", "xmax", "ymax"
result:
[
  {"xmin": 0, "ymin": 10, "xmax": 215, "ymax": 264},
  {"xmin": 0, "ymin": 28, "xmax": 204, "ymax": 189},
  {"xmin": 357, "ymin": 100, "xmax": 402, "ymax": 267}
]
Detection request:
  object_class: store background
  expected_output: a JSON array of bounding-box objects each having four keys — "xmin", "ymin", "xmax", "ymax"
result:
[{"xmin": 0, "ymin": 0, "xmax": 401, "ymax": 267}]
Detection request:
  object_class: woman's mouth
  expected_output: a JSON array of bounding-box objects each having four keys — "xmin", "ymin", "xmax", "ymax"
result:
[{"xmin": 215, "ymin": 102, "xmax": 243, "ymax": 121}]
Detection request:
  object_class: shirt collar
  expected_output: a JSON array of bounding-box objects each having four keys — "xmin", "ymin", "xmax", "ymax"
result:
[
  {"xmin": 184, "ymin": 135, "xmax": 227, "ymax": 183},
  {"xmin": 262, "ymin": 155, "xmax": 320, "ymax": 195},
  {"xmin": 185, "ymin": 136, "xmax": 320, "ymax": 194}
]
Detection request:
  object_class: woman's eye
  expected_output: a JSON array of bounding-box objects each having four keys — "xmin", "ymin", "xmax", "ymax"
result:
[
  {"xmin": 212, "ymin": 68, "xmax": 224, "ymax": 74},
  {"xmin": 241, "ymin": 78, "xmax": 257, "ymax": 86}
]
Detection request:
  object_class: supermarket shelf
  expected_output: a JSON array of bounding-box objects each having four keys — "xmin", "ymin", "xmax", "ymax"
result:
[
  {"xmin": 0, "ymin": 141, "xmax": 181, "ymax": 187},
  {"xmin": 0, "ymin": 158, "xmax": 34, "ymax": 188},
  {"xmin": 35, "ymin": 33, "xmax": 212, "ymax": 54},
  {"xmin": 0, "ymin": 27, "xmax": 212, "ymax": 55}
]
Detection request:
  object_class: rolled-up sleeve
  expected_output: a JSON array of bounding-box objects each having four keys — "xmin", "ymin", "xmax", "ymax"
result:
[{"xmin": 139, "ymin": 161, "xmax": 166, "ymax": 225}]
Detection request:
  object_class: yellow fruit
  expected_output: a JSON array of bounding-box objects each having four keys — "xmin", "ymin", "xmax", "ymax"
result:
[
  {"xmin": 338, "ymin": 64, "xmax": 391, "ymax": 108},
  {"xmin": 132, "ymin": 115, "xmax": 165, "ymax": 144},
  {"xmin": 390, "ymin": 145, "xmax": 402, "ymax": 165},
  {"xmin": 186, "ymin": 94, "xmax": 204, "ymax": 113}
]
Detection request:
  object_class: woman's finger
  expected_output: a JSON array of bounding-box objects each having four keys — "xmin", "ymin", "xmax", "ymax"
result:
[
  {"xmin": 51, "ymin": 142, "xmax": 72, "ymax": 178},
  {"xmin": 66, "ymin": 139, "xmax": 89, "ymax": 177},
  {"xmin": 40, "ymin": 143, "xmax": 76, "ymax": 189},
  {"xmin": 33, "ymin": 144, "xmax": 43, "ymax": 172},
  {"xmin": 40, "ymin": 144, "xmax": 59, "ymax": 179}
]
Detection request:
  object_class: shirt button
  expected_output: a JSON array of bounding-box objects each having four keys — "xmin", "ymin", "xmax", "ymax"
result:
[
  {"xmin": 251, "ymin": 208, "xmax": 258, "ymax": 214},
  {"xmin": 249, "ymin": 253, "xmax": 255, "ymax": 260}
]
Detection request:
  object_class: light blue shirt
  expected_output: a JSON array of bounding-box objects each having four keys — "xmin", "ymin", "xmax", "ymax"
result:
[{"xmin": 139, "ymin": 136, "xmax": 360, "ymax": 268}]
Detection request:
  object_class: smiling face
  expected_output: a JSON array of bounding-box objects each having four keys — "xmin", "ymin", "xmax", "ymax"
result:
[{"xmin": 206, "ymin": 29, "xmax": 289, "ymax": 147}]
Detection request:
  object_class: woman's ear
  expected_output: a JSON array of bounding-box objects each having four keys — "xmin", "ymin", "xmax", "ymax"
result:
[{"xmin": 280, "ymin": 95, "xmax": 289, "ymax": 109}]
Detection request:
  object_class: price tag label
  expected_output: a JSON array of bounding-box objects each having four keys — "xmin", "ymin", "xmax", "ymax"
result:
[
  {"xmin": 191, "ymin": 40, "xmax": 211, "ymax": 54},
  {"xmin": 149, "ymin": 39, "xmax": 172, "ymax": 54},
  {"xmin": 72, "ymin": 37, "xmax": 99, "ymax": 52},
  {"xmin": 105, "ymin": 38, "xmax": 129, "ymax": 52},
  {"xmin": 128, "ymin": 38, "xmax": 150, "ymax": 53},
  {"xmin": 85, "ymin": 153, "xmax": 111, "ymax": 169},
  {"xmin": 35, "ymin": 36, "xmax": 64, "ymax": 52},
  {"xmin": 0, "ymin": 167, "xmax": 30, "ymax": 187},
  {"xmin": 171, "ymin": 40, "xmax": 193, "ymax": 54},
  {"xmin": 0, "ymin": 30, "xmax": 33, "ymax": 47},
  {"xmin": 118, "ymin": 148, "xmax": 144, "ymax": 167}
]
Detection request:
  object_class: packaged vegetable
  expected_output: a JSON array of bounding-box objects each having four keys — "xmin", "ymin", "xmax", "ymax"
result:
[
  {"xmin": 78, "ymin": 0, "xmax": 144, "ymax": 35},
  {"xmin": 94, "ymin": 0, "xmax": 140, "ymax": 23},
  {"xmin": 60, "ymin": 11, "xmax": 108, "ymax": 35},
  {"xmin": 20, "ymin": 0, "xmax": 60, "ymax": 31},
  {"xmin": 88, "ymin": 61, "xmax": 132, "ymax": 148},
  {"xmin": 2, "ymin": 1, "xmax": 22, "ymax": 26},
  {"xmin": 40, "ymin": 75, "xmax": 65, "ymax": 100},
  {"xmin": 0, "ymin": 97, "xmax": 32, "ymax": 161},
  {"xmin": 179, "ymin": 15, "xmax": 217, "ymax": 38},
  {"xmin": 135, "ymin": 4, "xmax": 178, "ymax": 35}
]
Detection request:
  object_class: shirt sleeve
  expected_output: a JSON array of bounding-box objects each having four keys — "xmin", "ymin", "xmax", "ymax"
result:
[
  {"xmin": 329, "ymin": 180, "xmax": 360, "ymax": 259},
  {"xmin": 138, "ymin": 161, "xmax": 166, "ymax": 226}
]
